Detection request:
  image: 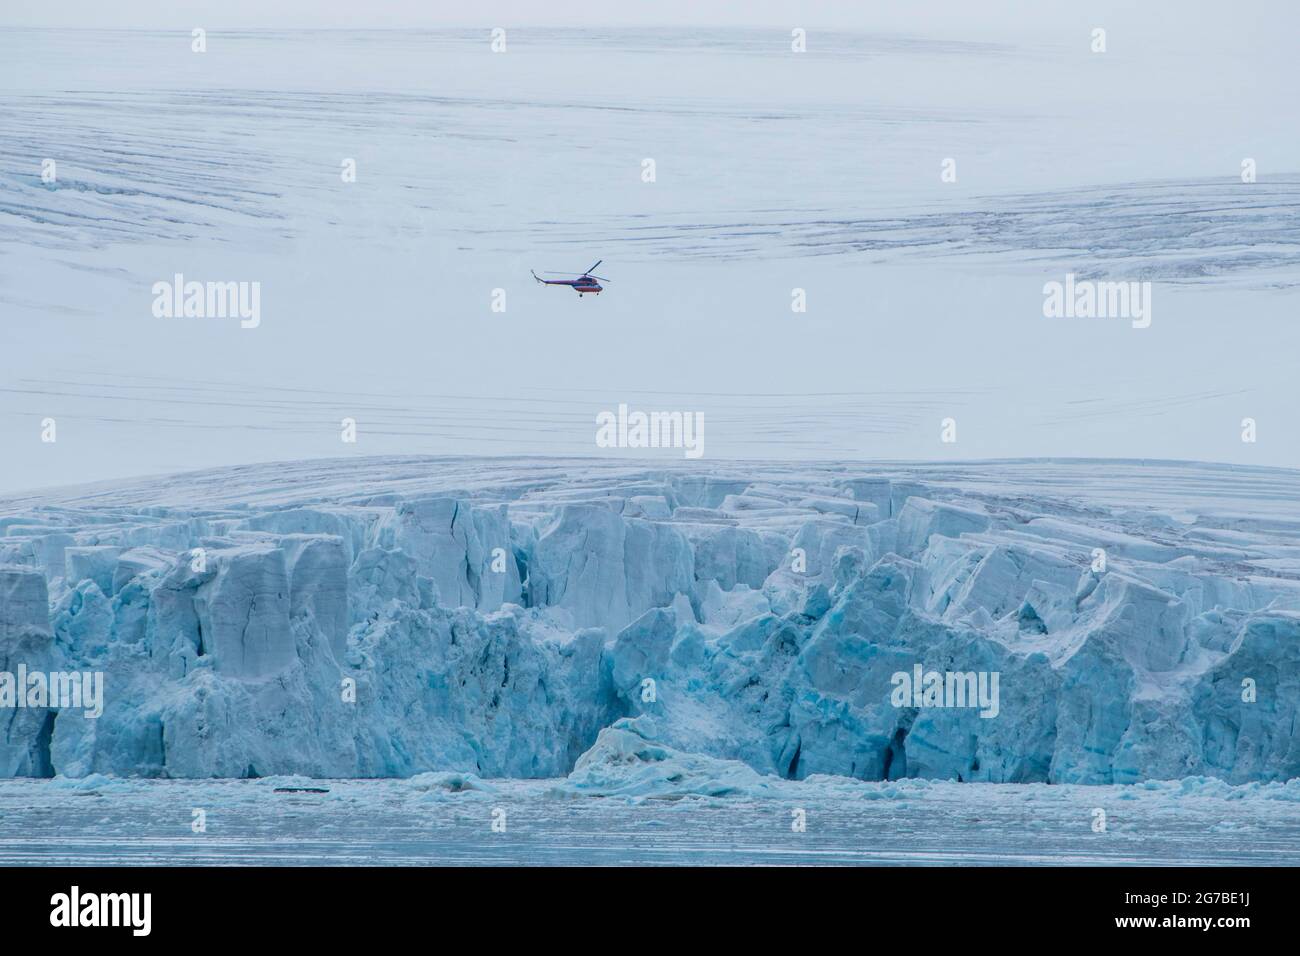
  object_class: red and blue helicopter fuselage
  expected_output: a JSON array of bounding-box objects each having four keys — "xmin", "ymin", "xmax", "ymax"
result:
[{"xmin": 532, "ymin": 261, "xmax": 608, "ymax": 295}]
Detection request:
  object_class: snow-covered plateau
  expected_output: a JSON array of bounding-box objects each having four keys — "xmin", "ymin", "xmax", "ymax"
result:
[{"xmin": 2, "ymin": 456, "xmax": 1298, "ymax": 798}]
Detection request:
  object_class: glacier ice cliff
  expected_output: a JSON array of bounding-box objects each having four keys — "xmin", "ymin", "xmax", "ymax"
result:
[{"xmin": 1, "ymin": 456, "xmax": 1298, "ymax": 785}]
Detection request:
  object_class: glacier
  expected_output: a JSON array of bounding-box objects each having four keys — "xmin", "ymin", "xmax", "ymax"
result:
[{"xmin": 2, "ymin": 455, "xmax": 1298, "ymax": 788}]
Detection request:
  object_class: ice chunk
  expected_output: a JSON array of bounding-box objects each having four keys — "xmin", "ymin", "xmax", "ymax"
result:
[
  {"xmin": 374, "ymin": 497, "xmax": 521, "ymax": 611},
  {"xmin": 112, "ymin": 547, "xmax": 173, "ymax": 595},
  {"xmin": 191, "ymin": 545, "xmax": 296, "ymax": 678},
  {"xmin": 529, "ymin": 504, "xmax": 694, "ymax": 632},
  {"xmin": 281, "ymin": 534, "xmax": 348, "ymax": 660},
  {"xmin": 0, "ymin": 565, "xmax": 57, "ymax": 776},
  {"xmin": 896, "ymin": 497, "xmax": 991, "ymax": 558},
  {"xmin": 558, "ymin": 717, "xmax": 779, "ymax": 799},
  {"xmin": 0, "ymin": 564, "xmax": 51, "ymax": 638},
  {"xmin": 64, "ymin": 546, "xmax": 122, "ymax": 595}
]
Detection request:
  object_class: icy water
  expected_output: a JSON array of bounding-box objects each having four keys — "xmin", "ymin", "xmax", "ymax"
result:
[{"xmin": 2, "ymin": 777, "xmax": 1297, "ymax": 866}]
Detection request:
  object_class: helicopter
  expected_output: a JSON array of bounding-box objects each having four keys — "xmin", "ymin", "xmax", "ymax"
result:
[{"xmin": 531, "ymin": 260, "xmax": 610, "ymax": 296}]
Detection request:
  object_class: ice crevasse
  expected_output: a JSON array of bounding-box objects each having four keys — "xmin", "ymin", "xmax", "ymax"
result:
[{"xmin": 1, "ymin": 456, "xmax": 1297, "ymax": 786}]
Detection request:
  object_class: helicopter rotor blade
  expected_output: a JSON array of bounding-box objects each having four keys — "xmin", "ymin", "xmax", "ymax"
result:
[
  {"xmin": 587, "ymin": 275, "xmax": 610, "ymax": 282},
  {"xmin": 586, "ymin": 259, "xmax": 602, "ymax": 274}
]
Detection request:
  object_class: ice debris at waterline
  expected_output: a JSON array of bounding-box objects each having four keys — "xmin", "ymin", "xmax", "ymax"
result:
[
  {"xmin": 554, "ymin": 716, "xmax": 780, "ymax": 800},
  {"xmin": 1, "ymin": 456, "xmax": 1298, "ymax": 786}
]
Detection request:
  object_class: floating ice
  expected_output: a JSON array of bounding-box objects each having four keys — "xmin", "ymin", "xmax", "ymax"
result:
[{"xmin": 556, "ymin": 716, "xmax": 780, "ymax": 800}]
